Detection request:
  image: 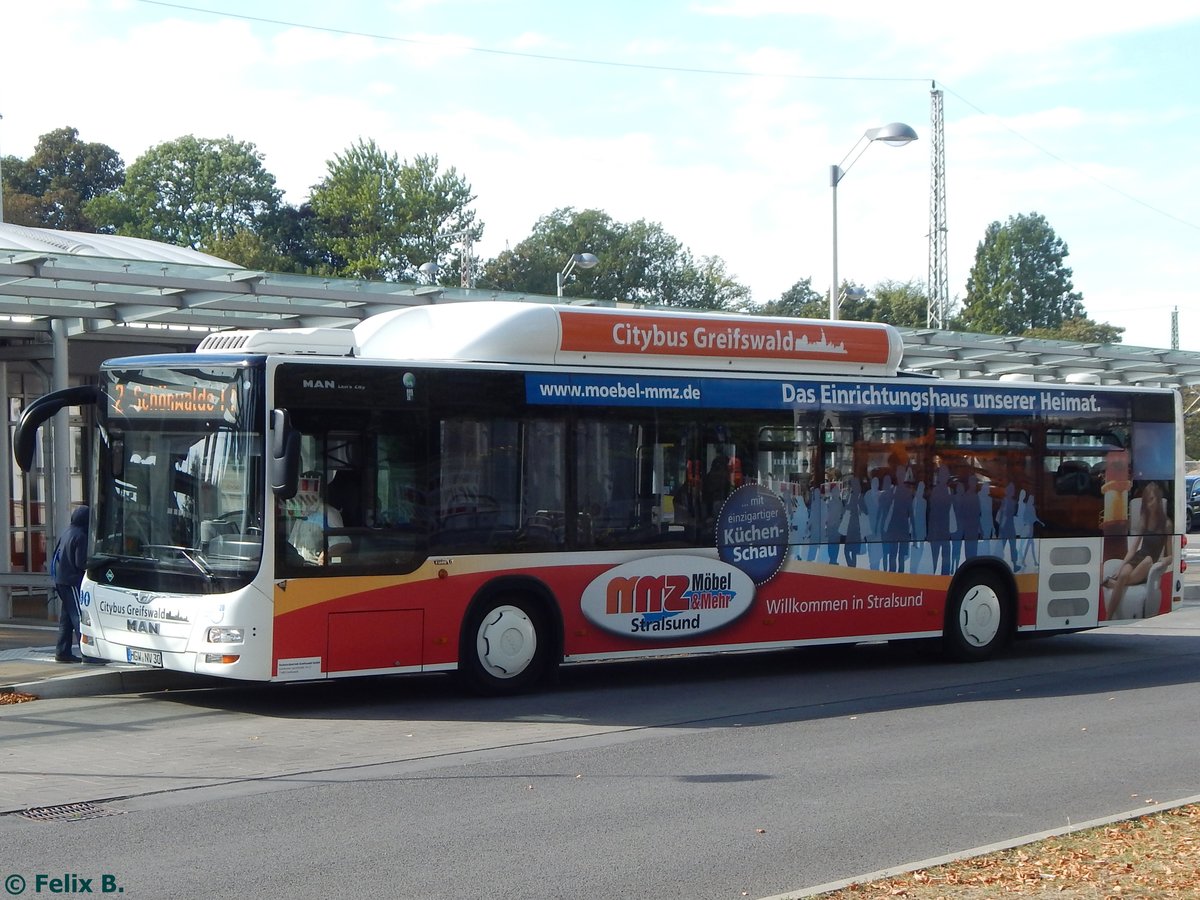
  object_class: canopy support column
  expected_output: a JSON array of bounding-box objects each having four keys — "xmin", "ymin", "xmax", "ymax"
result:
[{"xmin": 51, "ymin": 320, "xmax": 70, "ymax": 551}]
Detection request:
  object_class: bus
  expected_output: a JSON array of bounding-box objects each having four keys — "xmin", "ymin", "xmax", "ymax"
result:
[{"xmin": 15, "ymin": 301, "xmax": 1186, "ymax": 693}]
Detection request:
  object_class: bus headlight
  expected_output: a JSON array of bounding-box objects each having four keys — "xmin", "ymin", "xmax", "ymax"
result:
[
  {"xmin": 79, "ymin": 606, "xmax": 92, "ymax": 626},
  {"xmin": 206, "ymin": 626, "xmax": 245, "ymax": 644}
]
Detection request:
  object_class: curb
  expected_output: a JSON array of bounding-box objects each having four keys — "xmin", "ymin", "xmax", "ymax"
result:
[
  {"xmin": 769, "ymin": 792, "xmax": 1200, "ymax": 900},
  {"xmin": 5, "ymin": 667, "xmax": 222, "ymax": 700}
]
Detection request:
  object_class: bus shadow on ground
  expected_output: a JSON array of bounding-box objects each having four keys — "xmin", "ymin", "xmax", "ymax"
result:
[{"xmin": 151, "ymin": 629, "xmax": 1200, "ymax": 730}]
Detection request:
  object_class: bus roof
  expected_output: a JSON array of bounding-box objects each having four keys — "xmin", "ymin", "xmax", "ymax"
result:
[{"xmin": 197, "ymin": 301, "xmax": 905, "ymax": 377}]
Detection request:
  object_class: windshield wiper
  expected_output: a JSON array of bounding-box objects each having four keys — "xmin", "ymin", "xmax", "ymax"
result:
[{"xmin": 144, "ymin": 544, "xmax": 216, "ymax": 579}]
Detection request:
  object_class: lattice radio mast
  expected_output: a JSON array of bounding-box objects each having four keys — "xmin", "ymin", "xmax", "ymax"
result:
[{"xmin": 927, "ymin": 82, "xmax": 949, "ymax": 328}]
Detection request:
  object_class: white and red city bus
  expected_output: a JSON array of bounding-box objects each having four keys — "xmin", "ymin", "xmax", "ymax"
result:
[{"xmin": 15, "ymin": 301, "xmax": 1185, "ymax": 692}]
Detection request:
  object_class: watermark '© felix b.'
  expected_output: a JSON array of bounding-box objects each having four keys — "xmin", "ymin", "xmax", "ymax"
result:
[{"xmin": 5, "ymin": 873, "xmax": 125, "ymax": 894}]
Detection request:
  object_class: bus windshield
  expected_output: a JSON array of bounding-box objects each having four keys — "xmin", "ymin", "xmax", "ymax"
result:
[{"xmin": 93, "ymin": 364, "xmax": 264, "ymax": 592}]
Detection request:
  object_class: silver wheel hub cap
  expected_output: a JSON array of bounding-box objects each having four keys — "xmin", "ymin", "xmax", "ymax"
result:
[
  {"xmin": 477, "ymin": 605, "xmax": 537, "ymax": 679},
  {"xmin": 959, "ymin": 585, "xmax": 1001, "ymax": 647}
]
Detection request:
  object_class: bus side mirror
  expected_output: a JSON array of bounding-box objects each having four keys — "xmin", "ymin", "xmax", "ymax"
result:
[
  {"xmin": 269, "ymin": 409, "xmax": 301, "ymax": 499},
  {"xmin": 13, "ymin": 385, "xmax": 101, "ymax": 472}
]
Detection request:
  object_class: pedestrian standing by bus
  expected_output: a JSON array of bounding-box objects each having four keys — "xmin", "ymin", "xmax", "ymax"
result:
[{"xmin": 52, "ymin": 505, "xmax": 89, "ymax": 663}]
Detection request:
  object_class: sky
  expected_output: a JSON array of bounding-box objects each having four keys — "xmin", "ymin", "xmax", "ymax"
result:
[{"xmin": 2, "ymin": 0, "xmax": 1198, "ymax": 350}]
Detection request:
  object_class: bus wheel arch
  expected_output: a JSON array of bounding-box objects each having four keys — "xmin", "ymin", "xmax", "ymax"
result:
[
  {"xmin": 943, "ymin": 562, "xmax": 1016, "ymax": 662},
  {"xmin": 458, "ymin": 577, "xmax": 562, "ymax": 695}
]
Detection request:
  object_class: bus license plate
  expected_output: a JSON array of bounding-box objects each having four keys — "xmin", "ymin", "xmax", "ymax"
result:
[{"xmin": 126, "ymin": 648, "xmax": 163, "ymax": 668}]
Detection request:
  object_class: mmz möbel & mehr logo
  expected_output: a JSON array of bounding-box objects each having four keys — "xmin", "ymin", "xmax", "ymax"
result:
[{"xmin": 580, "ymin": 556, "xmax": 754, "ymax": 639}]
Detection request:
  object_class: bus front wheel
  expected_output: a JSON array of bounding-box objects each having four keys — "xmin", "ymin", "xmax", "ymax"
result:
[
  {"xmin": 944, "ymin": 570, "xmax": 1012, "ymax": 662},
  {"xmin": 460, "ymin": 595, "xmax": 550, "ymax": 694}
]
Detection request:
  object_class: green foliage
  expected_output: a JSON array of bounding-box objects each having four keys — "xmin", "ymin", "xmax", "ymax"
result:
[
  {"xmin": 960, "ymin": 212, "xmax": 1085, "ymax": 335},
  {"xmin": 674, "ymin": 255, "xmax": 753, "ymax": 311},
  {"xmin": 751, "ymin": 278, "xmax": 930, "ymax": 326},
  {"xmin": 204, "ymin": 204, "xmax": 346, "ymax": 275},
  {"xmin": 483, "ymin": 207, "xmax": 615, "ymax": 296},
  {"xmin": 1183, "ymin": 387, "xmax": 1200, "ymax": 463},
  {"xmin": 1, "ymin": 126, "xmax": 123, "ymax": 231},
  {"xmin": 0, "ymin": 157, "xmax": 40, "ymax": 226},
  {"xmin": 86, "ymin": 135, "xmax": 281, "ymax": 248},
  {"xmin": 18, "ymin": 131, "xmax": 1142, "ymax": 360},
  {"xmin": 858, "ymin": 280, "xmax": 931, "ymax": 327},
  {"xmin": 308, "ymin": 140, "xmax": 479, "ymax": 282},
  {"xmin": 269, "ymin": 203, "xmax": 347, "ymax": 275},
  {"xmin": 1022, "ymin": 316, "xmax": 1125, "ymax": 344},
  {"xmin": 756, "ymin": 278, "xmax": 827, "ymax": 318},
  {"xmin": 480, "ymin": 207, "xmax": 749, "ymax": 309},
  {"xmin": 202, "ymin": 229, "xmax": 293, "ymax": 272}
]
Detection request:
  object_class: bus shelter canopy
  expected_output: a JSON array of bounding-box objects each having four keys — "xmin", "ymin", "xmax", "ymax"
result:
[{"xmin": 896, "ymin": 327, "xmax": 1200, "ymax": 387}]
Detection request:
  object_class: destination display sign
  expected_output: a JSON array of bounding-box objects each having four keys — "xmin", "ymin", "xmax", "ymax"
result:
[{"xmin": 107, "ymin": 379, "xmax": 240, "ymax": 419}]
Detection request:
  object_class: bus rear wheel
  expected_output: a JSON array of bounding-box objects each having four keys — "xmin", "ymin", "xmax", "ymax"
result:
[
  {"xmin": 460, "ymin": 595, "xmax": 550, "ymax": 695},
  {"xmin": 944, "ymin": 570, "xmax": 1012, "ymax": 662}
]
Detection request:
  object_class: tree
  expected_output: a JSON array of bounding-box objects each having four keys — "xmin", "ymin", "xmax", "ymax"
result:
[
  {"xmin": 673, "ymin": 254, "xmax": 752, "ymax": 311},
  {"xmin": 391, "ymin": 154, "xmax": 481, "ymax": 284},
  {"xmin": 1022, "ymin": 317, "xmax": 1125, "ymax": 344},
  {"xmin": 308, "ymin": 140, "xmax": 479, "ymax": 282},
  {"xmin": 856, "ymin": 280, "xmax": 932, "ymax": 328},
  {"xmin": 604, "ymin": 216, "xmax": 693, "ymax": 306},
  {"xmin": 756, "ymin": 278, "xmax": 826, "ymax": 318},
  {"xmin": 481, "ymin": 207, "xmax": 750, "ymax": 309},
  {"xmin": 202, "ymin": 229, "xmax": 294, "ymax": 272},
  {"xmin": 205, "ymin": 204, "xmax": 346, "ymax": 275},
  {"xmin": 1183, "ymin": 387, "xmax": 1200, "ymax": 463},
  {"xmin": 752, "ymin": 278, "xmax": 930, "ymax": 326},
  {"xmin": 482, "ymin": 207, "xmax": 616, "ymax": 296},
  {"xmin": 959, "ymin": 212, "xmax": 1085, "ymax": 335},
  {"xmin": 86, "ymin": 135, "xmax": 282, "ymax": 248},
  {"xmin": 0, "ymin": 126, "xmax": 123, "ymax": 231},
  {"xmin": 263, "ymin": 203, "xmax": 347, "ymax": 275},
  {"xmin": 0, "ymin": 156, "xmax": 41, "ymax": 226}
]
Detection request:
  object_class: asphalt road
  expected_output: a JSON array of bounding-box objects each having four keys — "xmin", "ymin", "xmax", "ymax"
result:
[{"xmin": 3, "ymin": 606, "xmax": 1200, "ymax": 900}]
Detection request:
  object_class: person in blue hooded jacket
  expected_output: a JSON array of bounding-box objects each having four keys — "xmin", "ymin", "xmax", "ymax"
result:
[{"xmin": 52, "ymin": 505, "xmax": 89, "ymax": 663}]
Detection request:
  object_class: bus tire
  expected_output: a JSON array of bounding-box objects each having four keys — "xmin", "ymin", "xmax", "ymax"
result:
[
  {"xmin": 460, "ymin": 594, "xmax": 550, "ymax": 695},
  {"xmin": 944, "ymin": 569, "xmax": 1012, "ymax": 662}
]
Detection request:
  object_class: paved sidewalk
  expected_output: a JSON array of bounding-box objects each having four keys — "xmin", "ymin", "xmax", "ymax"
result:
[{"xmin": 0, "ymin": 625, "xmax": 208, "ymax": 699}]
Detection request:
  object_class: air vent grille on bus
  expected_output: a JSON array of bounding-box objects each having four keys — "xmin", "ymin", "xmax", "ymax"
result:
[
  {"xmin": 197, "ymin": 333, "xmax": 251, "ymax": 351},
  {"xmin": 194, "ymin": 327, "xmax": 357, "ymax": 356}
]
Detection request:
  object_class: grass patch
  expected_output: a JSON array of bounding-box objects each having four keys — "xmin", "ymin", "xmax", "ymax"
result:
[{"xmin": 803, "ymin": 803, "xmax": 1200, "ymax": 898}]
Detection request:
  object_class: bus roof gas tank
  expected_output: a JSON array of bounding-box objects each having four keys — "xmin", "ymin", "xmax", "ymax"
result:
[{"xmin": 352, "ymin": 302, "xmax": 904, "ymax": 376}]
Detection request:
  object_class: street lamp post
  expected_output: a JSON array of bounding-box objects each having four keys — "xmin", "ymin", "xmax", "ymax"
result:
[
  {"xmin": 829, "ymin": 122, "xmax": 918, "ymax": 320},
  {"xmin": 417, "ymin": 261, "xmax": 440, "ymax": 285},
  {"xmin": 557, "ymin": 252, "xmax": 599, "ymax": 297}
]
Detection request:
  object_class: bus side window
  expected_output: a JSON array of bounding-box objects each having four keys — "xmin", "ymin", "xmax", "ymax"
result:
[{"xmin": 1054, "ymin": 460, "xmax": 1092, "ymax": 495}]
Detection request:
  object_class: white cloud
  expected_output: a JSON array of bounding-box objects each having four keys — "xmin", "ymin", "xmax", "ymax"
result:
[
  {"xmin": 269, "ymin": 26, "xmax": 397, "ymax": 66},
  {"xmin": 508, "ymin": 31, "xmax": 553, "ymax": 51},
  {"xmin": 690, "ymin": 3, "xmax": 1200, "ymax": 87}
]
